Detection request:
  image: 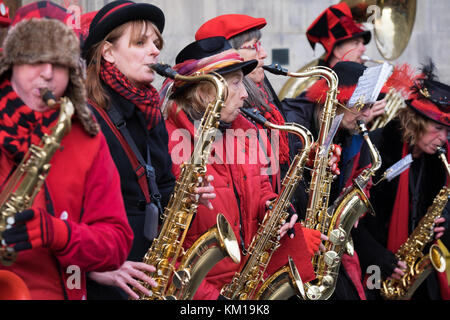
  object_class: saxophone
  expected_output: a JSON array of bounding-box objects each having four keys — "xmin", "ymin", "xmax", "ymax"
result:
[
  {"xmin": 136, "ymin": 64, "xmax": 240, "ymax": 300},
  {"xmin": 380, "ymin": 147, "xmax": 449, "ymax": 300},
  {"xmin": 219, "ymin": 107, "xmax": 314, "ymax": 300},
  {"xmin": 301, "ymin": 120, "xmax": 381, "ymax": 300},
  {"xmin": 0, "ymin": 89, "xmax": 74, "ymax": 266},
  {"xmin": 0, "ymin": 89, "xmax": 73, "ymax": 299},
  {"xmin": 256, "ymin": 121, "xmax": 382, "ymax": 300}
]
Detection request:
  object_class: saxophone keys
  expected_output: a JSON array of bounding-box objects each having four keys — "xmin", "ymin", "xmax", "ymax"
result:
[
  {"xmin": 329, "ymin": 228, "xmax": 346, "ymax": 245},
  {"xmin": 324, "ymin": 250, "xmax": 339, "ymax": 267},
  {"xmin": 172, "ymin": 269, "xmax": 191, "ymax": 289}
]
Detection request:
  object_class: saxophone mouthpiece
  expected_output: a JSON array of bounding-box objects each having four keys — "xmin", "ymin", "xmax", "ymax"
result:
[
  {"xmin": 40, "ymin": 88, "xmax": 57, "ymax": 107},
  {"xmin": 356, "ymin": 120, "xmax": 368, "ymax": 134},
  {"xmin": 262, "ymin": 63, "xmax": 288, "ymax": 76},
  {"xmin": 150, "ymin": 63, "xmax": 178, "ymax": 79},
  {"xmin": 240, "ymin": 107, "xmax": 267, "ymax": 126}
]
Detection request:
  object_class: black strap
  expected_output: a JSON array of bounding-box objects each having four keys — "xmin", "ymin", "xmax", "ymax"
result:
[{"xmin": 106, "ymin": 104, "xmax": 163, "ymax": 214}]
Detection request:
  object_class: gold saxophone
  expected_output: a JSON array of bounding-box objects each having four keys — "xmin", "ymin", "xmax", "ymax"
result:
[
  {"xmin": 257, "ymin": 121, "xmax": 382, "ymax": 300},
  {"xmin": 301, "ymin": 120, "xmax": 381, "ymax": 300},
  {"xmin": 0, "ymin": 88, "xmax": 74, "ymax": 298},
  {"xmin": 136, "ymin": 64, "xmax": 240, "ymax": 300},
  {"xmin": 370, "ymin": 88, "xmax": 406, "ymax": 131},
  {"xmin": 381, "ymin": 147, "xmax": 449, "ymax": 300},
  {"xmin": 219, "ymin": 107, "xmax": 314, "ymax": 300}
]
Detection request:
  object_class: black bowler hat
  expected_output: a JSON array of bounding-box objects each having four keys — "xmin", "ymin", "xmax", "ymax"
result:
[{"xmin": 82, "ymin": 0, "xmax": 164, "ymax": 58}]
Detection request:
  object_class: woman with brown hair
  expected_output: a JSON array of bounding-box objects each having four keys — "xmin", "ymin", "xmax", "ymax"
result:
[
  {"xmin": 354, "ymin": 62, "xmax": 450, "ymax": 300},
  {"xmin": 81, "ymin": 1, "xmax": 214, "ymax": 300}
]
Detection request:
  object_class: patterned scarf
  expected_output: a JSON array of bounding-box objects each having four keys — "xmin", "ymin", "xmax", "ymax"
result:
[
  {"xmin": 255, "ymin": 82, "xmax": 290, "ymax": 164},
  {"xmin": 0, "ymin": 78, "xmax": 59, "ymax": 164},
  {"xmin": 100, "ymin": 60, "xmax": 161, "ymax": 130}
]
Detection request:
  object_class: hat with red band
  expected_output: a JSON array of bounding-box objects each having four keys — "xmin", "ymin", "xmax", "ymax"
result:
[
  {"xmin": 82, "ymin": 0, "xmax": 164, "ymax": 58},
  {"xmin": 306, "ymin": 2, "xmax": 371, "ymax": 62},
  {"xmin": 195, "ymin": 14, "xmax": 266, "ymax": 40},
  {"xmin": 406, "ymin": 61, "xmax": 450, "ymax": 126}
]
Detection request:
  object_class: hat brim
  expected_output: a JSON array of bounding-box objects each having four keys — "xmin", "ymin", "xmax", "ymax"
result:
[
  {"xmin": 406, "ymin": 99, "xmax": 450, "ymax": 127},
  {"xmin": 171, "ymin": 59, "xmax": 258, "ymax": 99},
  {"xmin": 82, "ymin": 3, "xmax": 164, "ymax": 58}
]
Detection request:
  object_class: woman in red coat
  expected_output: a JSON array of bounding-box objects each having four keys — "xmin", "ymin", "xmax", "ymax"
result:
[{"xmin": 164, "ymin": 36, "xmax": 320, "ymax": 300}]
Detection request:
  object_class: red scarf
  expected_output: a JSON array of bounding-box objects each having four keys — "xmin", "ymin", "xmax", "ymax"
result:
[
  {"xmin": 0, "ymin": 78, "xmax": 59, "ymax": 164},
  {"xmin": 100, "ymin": 60, "xmax": 161, "ymax": 131},
  {"xmin": 255, "ymin": 83, "xmax": 290, "ymax": 165},
  {"xmin": 387, "ymin": 141, "xmax": 450, "ymax": 299}
]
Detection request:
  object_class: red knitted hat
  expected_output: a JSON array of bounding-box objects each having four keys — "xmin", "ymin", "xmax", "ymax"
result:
[
  {"xmin": 195, "ymin": 14, "xmax": 266, "ymax": 40},
  {"xmin": 306, "ymin": 2, "xmax": 371, "ymax": 62}
]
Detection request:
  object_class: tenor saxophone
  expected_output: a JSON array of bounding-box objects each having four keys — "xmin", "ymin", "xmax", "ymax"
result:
[
  {"xmin": 219, "ymin": 107, "xmax": 314, "ymax": 300},
  {"xmin": 301, "ymin": 120, "xmax": 381, "ymax": 300},
  {"xmin": 0, "ymin": 89, "xmax": 74, "ymax": 266},
  {"xmin": 136, "ymin": 64, "xmax": 240, "ymax": 300},
  {"xmin": 256, "ymin": 121, "xmax": 382, "ymax": 300},
  {"xmin": 380, "ymin": 147, "xmax": 449, "ymax": 300}
]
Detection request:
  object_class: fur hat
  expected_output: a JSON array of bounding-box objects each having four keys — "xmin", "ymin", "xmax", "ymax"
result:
[{"xmin": 0, "ymin": 1, "xmax": 98, "ymax": 136}]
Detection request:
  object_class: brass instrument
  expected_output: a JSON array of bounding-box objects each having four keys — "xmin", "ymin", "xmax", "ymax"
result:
[
  {"xmin": 380, "ymin": 147, "xmax": 449, "ymax": 300},
  {"xmin": 302, "ymin": 120, "xmax": 381, "ymax": 300},
  {"xmin": 220, "ymin": 107, "xmax": 314, "ymax": 300},
  {"xmin": 278, "ymin": 0, "xmax": 417, "ymax": 101},
  {"xmin": 0, "ymin": 88, "xmax": 74, "ymax": 298},
  {"xmin": 262, "ymin": 63, "xmax": 340, "ymax": 300},
  {"xmin": 136, "ymin": 64, "xmax": 240, "ymax": 300},
  {"xmin": 369, "ymin": 87, "xmax": 406, "ymax": 131},
  {"xmin": 259, "ymin": 121, "xmax": 382, "ymax": 300}
]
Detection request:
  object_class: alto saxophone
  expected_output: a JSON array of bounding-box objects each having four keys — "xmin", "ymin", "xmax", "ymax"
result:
[
  {"xmin": 381, "ymin": 147, "xmax": 449, "ymax": 300},
  {"xmin": 257, "ymin": 121, "xmax": 382, "ymax": 300},
  {"xmin": 136, "ymin": 64, "xmax": 240, "ymax": 300},
  {"xmin": 0, "ymin": 89, "xmax": 74, "ymax": 266},
  {"xmin": 219, "ymin": 107, "xmax": 314, "ymax": 300}
]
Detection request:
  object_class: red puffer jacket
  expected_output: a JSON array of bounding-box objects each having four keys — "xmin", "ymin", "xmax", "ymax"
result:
[{"xmin": 166, "ymin": 106, "xmax": 277, "ymax": 300}]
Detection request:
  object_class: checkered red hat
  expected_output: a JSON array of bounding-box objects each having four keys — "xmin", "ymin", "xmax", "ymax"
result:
[
  {"xmin": 306, "ymin": 2, "xmax": 371, "ymax": 62},
  {"xmin": 11, "ymin": 0, "xmax": 70, "ymax": 26},
  {"xmin": 195, "ymin": 14, "xmax": 266, "ymax": 40}
]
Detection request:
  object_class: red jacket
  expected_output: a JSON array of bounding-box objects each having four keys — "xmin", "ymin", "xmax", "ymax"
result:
[
  {"xmin": 166, "ymin": 106, "xmax": 277, "ymax": 299},
  {"xmin": 166, "ymin": 106, "xmax": 317, "ymax": 299},
  {"xmin": 0, "ymin": 120, "xmax": 133, "ymax": 300}
]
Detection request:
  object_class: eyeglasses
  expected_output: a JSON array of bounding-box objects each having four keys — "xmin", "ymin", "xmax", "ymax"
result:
[{"xmin": 239, "ymin": 41, "xmax": 262, "ymax": 53}]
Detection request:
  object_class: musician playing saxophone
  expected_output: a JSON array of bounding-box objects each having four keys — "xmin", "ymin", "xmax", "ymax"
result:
[
  {"xmin": 353, "ymin": 61, "xmax": 450, "ymax": 300},
  {"xmin": 0, "ymin": 2, "xmax": 134, "ymax": 300},
  {"xmin": 282, "ymin": 61, "xmax": 392, "ymax": 300}
]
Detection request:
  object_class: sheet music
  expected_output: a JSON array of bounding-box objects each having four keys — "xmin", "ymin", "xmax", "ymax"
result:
[
  {"xmin": 319, "ymin": 113, "xmax": 344, "ymax": 157},
  {"xmin": 347, "ymin": 62, "xmax": 393, "ymax": 108},
  {"xmin": 384, "ymin": 154, "xmax": 413, "ymax": 181}
]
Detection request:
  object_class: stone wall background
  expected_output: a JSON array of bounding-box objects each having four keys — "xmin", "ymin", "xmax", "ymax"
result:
[{"xmin": 22, "ymin": 0, "xmax": 450, "ymax": 94}]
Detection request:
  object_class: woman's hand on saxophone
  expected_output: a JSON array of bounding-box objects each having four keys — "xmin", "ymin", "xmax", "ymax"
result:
[
  {"xmin": 88, "ymin": 261, "xmax": 158, "ymax": 300},
  {"xmin": 433, "ymin": 217, "xmax": 446, "ymax": 239},
  {"xmin": 389, "ymin": 260, "xmax": 407, "ymax": 280},
  {"xmin": 306, "ymin": 143, "xmax": 342, "ymax": 175},
  {"xmin": 193, "ymin": 175, "xmax": 216, "ymax": 210}
]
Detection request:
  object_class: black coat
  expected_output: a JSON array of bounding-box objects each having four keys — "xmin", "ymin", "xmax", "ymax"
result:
[
  {"xmin": 353, "ymin": 119, "xmax": 450, "ymax": 299},
  {"xmin": 86, "ymin": 84, "xmax": 175, "ymax": 299}
]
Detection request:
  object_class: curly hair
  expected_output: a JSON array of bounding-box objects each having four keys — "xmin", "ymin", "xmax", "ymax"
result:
[{"xmin": 397, "ymin": 107, "xmax": 428, "ymax": 146}]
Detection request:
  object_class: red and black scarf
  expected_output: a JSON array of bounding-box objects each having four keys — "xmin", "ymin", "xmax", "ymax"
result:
[
  {"xmin": 255, "ymin": 82, "xmax": 290, "ymax": 165},
  {"xmin": 100, "ymin": 60, "xmax": 161, "ymax": 131},
  {"xmin": 0, "ymin": 78, "xmax": 59, "ymax": 164}
]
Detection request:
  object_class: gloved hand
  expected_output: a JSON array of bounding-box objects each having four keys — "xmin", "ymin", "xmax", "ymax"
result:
[
  {"xmin": 2, "ymin": 208, "xmax": 70, "ymax": 252},
  {"xmin": 301, "ymin": 227, "xmax": 322, "ymax": 256}
]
